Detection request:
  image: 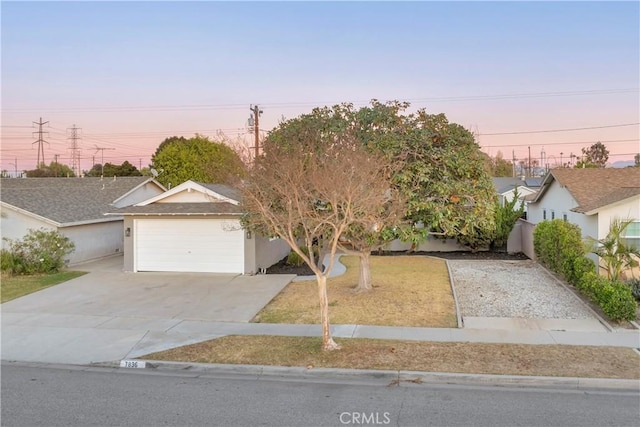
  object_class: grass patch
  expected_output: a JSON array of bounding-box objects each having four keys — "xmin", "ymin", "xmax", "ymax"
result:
[
  {"xmin": 253, "ymin": 256, "xmax": 456, "ymax": 327},
  {"xmin": 1, "ymin": 271, "xmax": 87, "ymax": 303},
  {"xmin": 144, "ymin": 335, "xmax": 640, "ymax": 380}
]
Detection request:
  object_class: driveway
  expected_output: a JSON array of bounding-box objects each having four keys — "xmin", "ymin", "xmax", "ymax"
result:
[{"xmin": 1, "ymin": 256, "xmax": 294, "ymax": 365}]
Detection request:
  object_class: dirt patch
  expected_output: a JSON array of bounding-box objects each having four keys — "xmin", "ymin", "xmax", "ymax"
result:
[{"xmin": 143, "ymin": 335, "xmax": 640, "ymax": 379}]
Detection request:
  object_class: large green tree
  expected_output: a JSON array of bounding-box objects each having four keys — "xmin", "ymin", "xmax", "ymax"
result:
[
  {"xmin": 150, "ymin": 135, "xmax": 246, "ymax": 187},
  {"xmin": 265, "ymin": 101, "xmax": 497, "ymax": 289}
]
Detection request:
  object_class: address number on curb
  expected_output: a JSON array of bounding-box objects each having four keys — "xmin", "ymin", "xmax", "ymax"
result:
[{"xmin": 120, "ymin": 360, "xmax": 146, "ymax": 369}]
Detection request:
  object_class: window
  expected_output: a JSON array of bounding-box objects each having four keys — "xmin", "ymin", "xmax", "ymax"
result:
[
  {"xmin": 624, "ymin": 221, "xmax": 640, "ymax": 251},
  {"xmin": 563, "ymin": 213, "xmax": 568, "ymax": 221},
  {"xmin": 551, "ymin": 211, "xmax": 555, "ymax": 220},
  {"xmin": 543, "ymin": 210, "xmax": 547, "ymax": 220}
]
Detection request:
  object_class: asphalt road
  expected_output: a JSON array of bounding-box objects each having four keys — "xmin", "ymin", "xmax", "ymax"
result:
[{"xmin": 2, "ymin": 363, "xmax": 639, "ymax": 427}]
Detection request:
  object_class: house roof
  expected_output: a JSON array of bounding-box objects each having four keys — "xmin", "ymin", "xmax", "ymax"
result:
[
  {"xmin": 0, "ymin": 177, "xmax": 162, "ymax": 226},
  {"xmin": 108, "ymin": 202, "xmax": 242, "ymax": 216},
  {"xmin": 196, "ymin": 182, "xmax": 241, "ymax": 202},
  {"xmin": 491, "ymin": 177, "xmax": 540, "ymax": 195},
  {"xmin": 532, "ymin": 168, "xmax": 640, "ymax": 214}
]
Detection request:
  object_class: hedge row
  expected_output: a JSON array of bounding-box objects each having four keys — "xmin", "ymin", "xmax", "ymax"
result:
[{"xmin": 533, "ymin": 219, "xmax": 637, "ymax": 322}]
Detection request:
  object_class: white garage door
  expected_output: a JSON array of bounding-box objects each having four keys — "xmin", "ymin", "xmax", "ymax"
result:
[{"xmin": 135, "ymin": 218, "xmax": 244, "ymax": 273}]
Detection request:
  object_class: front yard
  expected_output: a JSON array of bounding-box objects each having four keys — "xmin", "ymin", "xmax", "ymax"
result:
[
  {"xmin": 253, "ymin": 256, "xmax": 457, "ymax": 328},
  {"xmin": 1, "ymin": 271, "xmax": 87, "ymax": 303}
]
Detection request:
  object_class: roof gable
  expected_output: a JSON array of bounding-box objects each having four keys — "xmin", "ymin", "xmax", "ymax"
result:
[
  {"xmin": 136, "ymin": 180, "xmax": 239, "ymax": 206},
  {"xmin": 532, "ymin": 168, "xmax": 640, "ymax": 214}
]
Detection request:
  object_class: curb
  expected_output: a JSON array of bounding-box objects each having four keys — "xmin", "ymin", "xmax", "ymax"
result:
[
  {"xmin": 444, "ymin": 259, "xmax": 464, "ymax": 329},
  {"xmin": 106, "ymin": 360, "xmax": 640, "ymax": 392}
]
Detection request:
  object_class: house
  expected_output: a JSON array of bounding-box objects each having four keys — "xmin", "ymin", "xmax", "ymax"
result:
[
  {"xmin": 491, "ymin": 177, "xmax": 541, "ymax": 216},
  {"xmin": 106, "ymin": 180, "xmax": 291, "ymax": 274},
  {"xmin": 525, "ymin": 168, "xmax": 640, "ymax": 266},
  {"xmin": 0, "ymin": 177, "xmax": 166, "ymax": 265}
]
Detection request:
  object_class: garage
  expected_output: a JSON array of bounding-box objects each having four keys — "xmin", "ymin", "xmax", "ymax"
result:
[{"xmin": 135, "ymin": 218, "xmax": 244, "ymax": 273}]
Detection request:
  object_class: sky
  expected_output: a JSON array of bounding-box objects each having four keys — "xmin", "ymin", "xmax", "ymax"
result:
[{"xmin": 1, "ymin": 1, "xmax": 639, "ymax": 175}]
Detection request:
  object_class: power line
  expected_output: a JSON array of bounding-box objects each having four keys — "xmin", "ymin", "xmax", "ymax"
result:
[
  {"xmin": 3, "ymin": 88, "xmax": 637, "ymax": 113},
  {"xmin": 478, "ymin": 123, "xmax": 640, "ymax": 136}
]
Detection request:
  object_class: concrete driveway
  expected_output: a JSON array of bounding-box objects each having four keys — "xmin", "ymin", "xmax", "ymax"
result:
[{"xmin": 1, "ymin": 256, "xmax": 294, "ymax": 365}]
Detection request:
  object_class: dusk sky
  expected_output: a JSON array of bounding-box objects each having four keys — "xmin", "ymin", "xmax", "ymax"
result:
[{"xmin": 2, "ymin": 1, "xmax": 639, "ymax": 175}]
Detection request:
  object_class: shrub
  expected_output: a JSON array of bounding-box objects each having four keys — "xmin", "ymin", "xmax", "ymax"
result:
[
  {"xmin": 1, "ymin": 228, "xmax": 75, "ymax": 275},
  {"xmin": 534, "ymin": 219, "xmax": 584, "ymax": 282},
  {"xmin": 571, "ymin": 256, "xmax": 595, "ymax": 286},
  {"xmin": 624, "ymin": 278, "xmax": 640, "ymax": 301},
  {"xmin": 578, "ymin": 272, "xmax": 637, "ymax": 321},
  {"xmin": 286, "ymin": 246, "xmax": 318, "ymax": 267}
]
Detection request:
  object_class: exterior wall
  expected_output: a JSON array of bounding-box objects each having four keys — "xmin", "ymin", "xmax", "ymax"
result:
[
  {"xmin": 500, "ymin": 187, "xmax": 536, "ymax": 210},
  {"xmin": 61, "ymin": 221, "xmax": 124, "ymax": 265},
  {"xmin": 506, "ymin": 220, "xmax": 522, "ymax": 254},
  {"xmin": 384, "ymin": 236, "xmax": 470, "ymax": 252},
  {"xmin": 0, "ymin": 208, "xmax": 55, "ymax": 248},
  {"xmin": 253, "ymin": 236, "xmax": 291, "ymax": 274},
  {"xmin": 123, "ymin": 216, "xmax": 135, "ymax": 271},
  {"xmin": 114, "ymin": 181, "xmax": 165, "ymax": 208},
  {"xmin": 517, "ymin": 219, "xmax": 536, "ymax": 260},
  {"xmin": 527, "ymin": 179, "xmax": 598, "ymax": 239},
  {"xmin": 157, "ymin": 191, "xmax": 211, "ymax": 203}
]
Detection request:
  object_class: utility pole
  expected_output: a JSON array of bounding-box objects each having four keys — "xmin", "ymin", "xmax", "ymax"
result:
[
  {"xmin": 249, "ymin": 104, "xmax": 263, "ymax": 161},
  {"xmin": 512, "ymin": 150, "xmax": 517, "ymax": 178},
  {"xmin": 67, "ymin": 124, "xmax": 82, "ymax": 177},
  {"xmin": 527, "ymin": 146, "xmax": 532, "ymax": 178},
  {"xmin": 53, "ymin": 154, "xmax": 59, "ymax": 177},
  {"xmin": 32, "ymin": 117, "xmax": 49, "ymax": 168},
  {"xmin": 95, "ymin": 146, "xmax": 115, "ymax": 175}
]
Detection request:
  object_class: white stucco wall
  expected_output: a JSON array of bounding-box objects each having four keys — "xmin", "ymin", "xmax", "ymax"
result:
[
  {"xmin": 61, "ymin": 221, "xmax": 124, "ymax": 265},
  {"xmin": 157, "ymin": 191, "xmax": 211, "ymax": 203},
  {"xmin": 254, "ymin": 236, "xmax": 291, "ymax": 272},
  {"xmin": 527, "ymin": 179, "xmax": 598, "ymax": 239},
  {"xmin": 593, "ymin": 197, "xmax": 640, "ymax": 240},
  {"xmin": 0, "ymin": 207, "xmax": 55, "ymax": 247},
  {"xmin": 114, "ymin": 181, "xmax": 165, "ymax": 208}
]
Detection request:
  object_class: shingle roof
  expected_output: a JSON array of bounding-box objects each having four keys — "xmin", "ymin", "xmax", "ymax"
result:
[
  {"xmin": 491, "ymin": 177, "xmax": 529, "ymax": 194},
  {"xmin": 109, "ymin": 202, "xmax": 242, "ymax": 215},
  {"xmin": 535, "ymin": 168, "xmax": 640, "ymax": 213},
  {"xmin": 0, "ymin": 177, "xmax": 157, "ymax": 225},
  {"xmin": 195, "ymin": 182, "xmax": 241, "ymax": 201}
]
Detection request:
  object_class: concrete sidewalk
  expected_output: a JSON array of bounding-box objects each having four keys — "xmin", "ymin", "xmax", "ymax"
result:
[{"xmin": 3, "ymin": 314, "xmax": 638, "ymax": 366}]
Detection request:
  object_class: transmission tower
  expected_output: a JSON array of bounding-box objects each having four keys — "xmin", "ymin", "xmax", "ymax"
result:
[
  {"xmin": 67, "ymin": 124, "xmax": 82, "ymax": 177},
  {"xmin": 32, "ymin": 117, "xmax": 50, "ymax": 168}
]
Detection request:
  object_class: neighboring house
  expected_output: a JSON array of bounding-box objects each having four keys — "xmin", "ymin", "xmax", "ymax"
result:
[
  {"xmin": 526, "ymin": 168, "xmax": 640, "ymax": 268},
  {"xmin": 106, "ymin": 180, "xmax": 290, "ymax": 274},
  {"xmin": 0, "ymin": 177, "xmax": 166, "ymax": 265},
  {"xmin": 491, "ymin": 177, "xmax": 540, "ymax": 216}
]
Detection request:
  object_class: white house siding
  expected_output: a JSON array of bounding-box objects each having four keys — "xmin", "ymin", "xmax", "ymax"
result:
[
  {"xmin": 61, "ymin": 221, "xmax": 124, "ymax": 265},
  {"xmin": 500, "ymin": 187, "xmax": 536, "ymax": 210},
  {"xmin": 0, "ymin": 208, "xmax": 55, "ymax": 248},
  {"xmin": 595, "ymin": 198, "xmax": 640, "ymax": 240},
  {"xmin": 254, "ymin": 236, "xmax": 291, "ymax": 273},
  {"xmin": 113, "ymin": 181, "xmax": 165, "ymax": 208},
  {"xmin": 527, "ymin": 179, "xmax": 598, "ymax": 239}
]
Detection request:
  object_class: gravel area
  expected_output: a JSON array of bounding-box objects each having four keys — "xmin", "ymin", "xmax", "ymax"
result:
[{"xmin": 449, "ymin": 259, "xmax": 595, "ymax": 319}]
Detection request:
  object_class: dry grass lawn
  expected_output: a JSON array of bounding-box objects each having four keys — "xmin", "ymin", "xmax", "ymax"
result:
[
  {"xmin": 144, "ymin": 336, "xmax": 640, "ymax": 379},
  {"xmin": 253, "ymin": 256, "xmax": 456, "ymax": 327}
]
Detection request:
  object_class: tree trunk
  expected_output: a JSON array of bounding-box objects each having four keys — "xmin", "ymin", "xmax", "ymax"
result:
[
  {"xmin": 317, "ymin": 275, "xmax": 340, "ymax": 351},
  {"xmin": 354, "ymin": 250, "xmax": 373, "ymax": 292}
]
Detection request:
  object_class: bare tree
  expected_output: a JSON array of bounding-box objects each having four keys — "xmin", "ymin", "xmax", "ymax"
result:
[{"xmin": 241, "ymin": 134, "xmax": 399, "ymax": 350}]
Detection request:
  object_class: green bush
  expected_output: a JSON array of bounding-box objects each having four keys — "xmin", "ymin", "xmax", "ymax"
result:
[
  {"xmin": 624, "ymin": 278, "xmax": 640, "ymax": 301},
  {"xmin": 578, "ymin": 272, "xmax": 637, "ymax": 321},
  {"xmin": 1, "ymin": 228, "xmax": 75, "ymax": 275},
  {"xmin": 570, "ymin": 256, "xmax": 595, "ymax": 286},
  {"xmin": 286, "ymin": 246, "xmax": 318, "ymax": 267},
  {"xmin": 534, "ymin": 219, "xmax": 584, "ymax": 282}
]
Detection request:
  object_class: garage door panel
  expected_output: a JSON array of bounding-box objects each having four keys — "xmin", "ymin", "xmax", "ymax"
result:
[{"xmin": 135, "ymin": 218, "xmax": 244, "ymax": 273}]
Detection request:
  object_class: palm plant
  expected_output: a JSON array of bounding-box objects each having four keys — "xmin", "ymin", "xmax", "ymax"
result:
[{"xmin": 587, "ymin": 218, "xmax": 640, "ymax": 281}]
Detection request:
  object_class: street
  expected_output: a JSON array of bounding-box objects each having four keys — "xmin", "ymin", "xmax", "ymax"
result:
[{"xmin": 2, "ymin": 363, "xmax": 638, "ymax": 427}]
